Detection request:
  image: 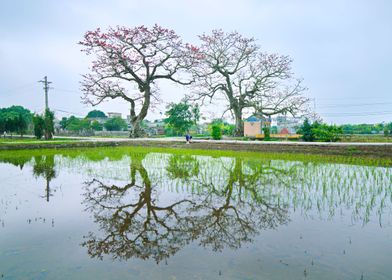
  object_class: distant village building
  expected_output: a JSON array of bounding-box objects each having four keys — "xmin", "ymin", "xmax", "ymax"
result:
[
  {"xmin": 244, "ymin": 115, "xmax": 301, "ymax": 137},
  {"xmin": 243, "ymin": 115, "xmax": 272, "ymax": 137},
  {"xmin": 107, "ymin": 112, "xmax": 122, "ymax": 118},
  {"xmin": 276, "ymin": 116, "xmax": 301, "ymax": 134},
  {"xmin": 146, "ymin": 119, "xmax": 166, "ymax": 135}
]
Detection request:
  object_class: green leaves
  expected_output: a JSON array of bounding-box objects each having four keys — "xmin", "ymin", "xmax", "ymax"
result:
[
  {"xmin": 104, "ymin": 117, "xmax": 128, "ymax": 131},
  {"xmin": 164, "ymin": 102, "xmax": 199, "ymax": 135},
  {"xmin": 298, "ymin": 118, "xmax": 342, "ymax": 142},
  {"xmin": 33, "ymin": 114, "xmax": 45, "ymax": 139},
  {"xmin": 211, "ymin": 124, "xmax": 222, "ymax": 140},
  {"xmin": 86, "ymin": 110, "xmax": 107, "ymax": 118},
  {"xmin": 33, "ymin": 109, "xmax": 54, "ymax": 139},
  {"xmin": 0, "ymin": 105, "xmax": 32, "ymax": 136}
]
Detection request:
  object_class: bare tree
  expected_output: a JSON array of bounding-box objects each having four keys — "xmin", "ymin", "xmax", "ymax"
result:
[
  {"xmin": 190, "ymin": 30, "xmax": 309, "ymax": 136},
  {"xmin": 79, "ymin": 25, "xmax": 199, "ymax": 137}
]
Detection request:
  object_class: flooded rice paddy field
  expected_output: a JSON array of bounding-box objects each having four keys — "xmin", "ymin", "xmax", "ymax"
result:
[{"xmin": 0, "ymin": 147, "xmax": 391, "ymax": 280}]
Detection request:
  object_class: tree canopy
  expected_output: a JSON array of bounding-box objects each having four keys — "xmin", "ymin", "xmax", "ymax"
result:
[
  {"xmin": 86, "ymin": 110, "xmax": 107, "ymax": 118},
  {"xmin": 80, "ymin": 24, "xmax": 199, "ymax": 137},
  {"xmin": 0, "ymin": 105, "xmax": 32, "ymax": 136},
  {"xmin": 32, "ymin": 109, "xmax": 55, "ymax": 140},
  {"xmin": 63, "ymin": 116, "xmax": 91, "ymax": 132},
  {"xmin": 190, "ymin": 30, "xmax": 309, "ymax": 136},
  {"xmin": 164, "ymin": 101, "xmax": 200, "ymax": 134},
  {"xmin": 297, "ymin": 119, "xmax": 342, "ymax": 142},
  {"xmin": 104, "ymin": 117, "xmax": 128, "ymax": 131}
]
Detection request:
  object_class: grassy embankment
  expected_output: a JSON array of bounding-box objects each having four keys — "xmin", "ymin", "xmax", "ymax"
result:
[
  {"xmin": 0, "ymin": 137, "xmax": 84, "ymax": 145},
  {"xmin": 1, "ymin": 136, "xmax": 392, "ymax": 160},
  {"xmin": 339, "ymin": 135, "xmax": 392, "ymax": 143},
  {"xmin": 0, "ymin": 146, "xmax": 391, "ymax": 167}
]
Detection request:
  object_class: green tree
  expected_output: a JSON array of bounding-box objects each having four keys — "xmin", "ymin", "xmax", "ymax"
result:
[
  {"xmin": 43, "ymin": 109, "xmax": 55, "ymax": 140},
  {"xmin": 3, "ymin": 111, "xmax": 19, "ymax": 137},
  {"xmin": 340, "ymin": 123, "xmax": 384, "ymax": 134},
  {"xmin": 164, "ymin": 102, "xmax": 200, "ymax": 135},
  {"xmin": 66, "ymin": 116, "xmax": 91, "ymax": 132},
  {"xmin": 86, "ymin": 110, "xmax": 107, "ymax": 119},
  {"xmin": 104, "ymin": 117, "xmax": 128, "ymax": 131},
  {"xmin": 59, "ymin": 117, "xmax": 68, "ymax": 130},
  {"xmin": 91, "ymin": 120, "xmax": 103, "ymax": 131},
  {"xmin": 211, "ymin": 124, "xmax": 222, "ymax": 140},
  {"xmin": 263, "ymin": 127, "xmax": 271, "ymax": 140},
  {"xmin": 298, "ymin": 119, "xmax": 342, "ymax": 142},
  {"xmin": 17, "ymin": 112, "xmax": 29, "ymax": 137},
  {"xmin": 33, "ymin": 114, "xmax": 45, "ymax": 139},
  {"xmin": 0, "ymin": 112, "xmax": 4, "ymax": 136},
  {"xmin": 298, "ymin": 118, "xmax": 315, "ymax": 142},
  {"xmin": 209, "ymin": 119, "xmax": 235, "ymax": 136},
  {"xmin": 312, "ymin": 123, "xmax": 342, "ymax": 142},
  {"xmin": 384, "ymin": 122, "xmax": 392, "ymax": 136},
  {"xmin": 0, "ymin": 106, "xmax": 32, "ymax": 137}
]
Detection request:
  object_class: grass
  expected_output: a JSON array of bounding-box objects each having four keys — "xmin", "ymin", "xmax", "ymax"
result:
[
  {"xmin": 1, "ymin": 145, "xmax": 391, "ymax": 167},
  {"xmin": 0, "ymin": 137, "xmax": 83, "ymax": 145},
  {"xmin": 340, "ymin": 134, "xmax": 392, "ymax": 143}
]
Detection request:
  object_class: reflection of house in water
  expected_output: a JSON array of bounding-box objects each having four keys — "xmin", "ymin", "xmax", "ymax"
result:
[
  {"xmin": 276, "ymin": 116, "xmax": 301, "ymax": 134},
  {"xmin": 244, "ymin": 115, "xmax": 272, "ymax": 137}
]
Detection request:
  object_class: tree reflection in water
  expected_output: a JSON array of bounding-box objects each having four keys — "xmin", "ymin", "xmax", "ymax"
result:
[
  {"xmin": 1, "ymin": 150, "xmax": 389, "ymax": 263},
  {"xmin": 0, "ymin": 154, "xmax": 57, "ymax": 202},
  {"xmin": 82, "ymin": 153, "xmax": 290, "ymax": 263},
  {"xmin": 32, "ymin": 155, "xmax": 56, "ymax": 202}
]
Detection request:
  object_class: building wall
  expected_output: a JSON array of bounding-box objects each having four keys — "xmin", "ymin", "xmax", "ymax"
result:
[
  {"xmin": 276, "ymin": 116, "xmax": 300, "ymax": 134},
  {"xmin": 244, "ymin": 121, "xmax": 261, "ymax": 137},
  {"xmin": 107, "ymin": 112, "xmax": 122, "ymax": 118}
]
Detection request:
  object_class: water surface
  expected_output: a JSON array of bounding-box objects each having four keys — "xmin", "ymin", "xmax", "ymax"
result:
[{"xmin": 0, "ymin": 148, "xmax": 391, "ymax": 279}]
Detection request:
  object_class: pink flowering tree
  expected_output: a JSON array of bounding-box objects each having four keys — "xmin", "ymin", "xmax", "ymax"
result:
[
  {"xmin": 190, "ymin": 30, "xmax": 309, "ymax": 136},
  {"xmin": 80, "ymin": 25, "xmax": 199, "ymax": 137}
]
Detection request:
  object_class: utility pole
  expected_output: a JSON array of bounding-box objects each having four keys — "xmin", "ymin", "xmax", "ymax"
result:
[{"xmin": 38, "ymin": 76, "xmax": 52, "ymax": 111}]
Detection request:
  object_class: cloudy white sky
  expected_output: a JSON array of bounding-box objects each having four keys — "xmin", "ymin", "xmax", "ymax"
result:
[{"xmin": 1, "ymin": 0, "xmax": 391, "ymax": 124}]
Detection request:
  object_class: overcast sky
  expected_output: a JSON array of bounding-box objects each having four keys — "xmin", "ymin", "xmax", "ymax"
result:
[{"xmin": 1, "ymin": 0, "xmax": 391, "ymax": 124}]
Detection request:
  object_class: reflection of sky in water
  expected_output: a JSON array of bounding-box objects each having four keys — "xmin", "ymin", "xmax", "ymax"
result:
[{"xmin": 0, "ymin": 152, "xmax": 391, "ymax": 280}]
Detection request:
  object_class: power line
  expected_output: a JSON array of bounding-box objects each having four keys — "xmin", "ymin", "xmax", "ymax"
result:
[
  {"xmin": 1, "ymin": 82, "xmax": 38, "ymax": 94},
  {"xmin": 52, "ymin": 108, "xmax": 84, "ymax": 117},
  {"xmin": 322, "ymin": 110, "xmax": 392, "ymax": 117},
  {"xmin": 318, "ymin": 102, "xmax": 392, "ymax": 108},
  {"xmin": 53, "ymin": 88, "xmax": 80, "ymax": 93},
  {"xmin": 313, "ymin": 96, "xmax": 390, "ymax": 101}
]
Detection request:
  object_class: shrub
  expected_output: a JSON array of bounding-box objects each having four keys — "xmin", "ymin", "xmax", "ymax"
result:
[
  {"xmin": 104, "ymin": 117, "xmax": 128, "ymax": 131},
  {"xmin": 263, "ymin": 127, "xmax": 271, "ymax": 140},
  {"xmin": 298, "ymin": 118, "xmax": 315, "ymax": 142},
  {"xmin": 33, "ymin": 115, "xmax": 45, "ymax": 139},
  {"xmin": 211, "ymin": 124, "xmax": 222, "ymax": 140},
  {"xmin": 43, "ymin": 109, "xmax": 55, "ymax": 139},
  {"xmin": 298, "ymin": 119, "xmax": 342, "ymax": 142},
  {"xmin": 312, "ymin": 123, "xmax": 342, "ymax": 142}
]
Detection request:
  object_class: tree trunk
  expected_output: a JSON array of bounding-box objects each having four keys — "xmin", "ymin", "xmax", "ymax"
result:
[
  {"xmin": 130, "ymin": 120, "xmax": 145, "ymax": 138},
  {"xmin": 129, "ymin": 86, "xmax": 151, "ymax": 138},
  {"xmin": 224, "ymin": 76, "xmax": 243, "ymax": 137},
  {"xmin": 233, "ymin": 110, "xmax": 244, "ymax": 137}
]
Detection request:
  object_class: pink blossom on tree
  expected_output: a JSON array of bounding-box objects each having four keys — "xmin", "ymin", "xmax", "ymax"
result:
[{"xmin": 79, "ymin": 25, "xmax": 199, "ymax": 137}]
